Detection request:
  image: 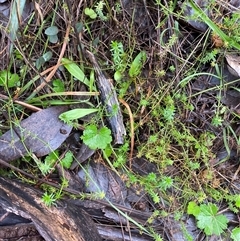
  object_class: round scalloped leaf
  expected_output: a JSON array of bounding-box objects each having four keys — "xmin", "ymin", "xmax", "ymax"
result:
[
  {"xmin": 45, "ymin": 26, "xmax": 59, "ymax": 36},
  {"xmin": 49, "ymin": 35, "xmax": 58, "ymax": 44}
]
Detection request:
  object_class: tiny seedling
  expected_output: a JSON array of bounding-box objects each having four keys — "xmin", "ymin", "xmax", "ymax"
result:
[
  {"xmin": 42, "ymin": 192, "xmax": 57, "ymax": 207},
  {"xmin": 40, "ymin": 151, "xmax": 74, "ymax": 206},
  {"xmin": 35, "ymin": 51, "xmax": 53, "ymax": 70},
  {"xmin": 84, "ymin": 8, "xmax": 97, "ymax": 19},
  {"xmin": 44, "ymin": 26, "xmax": 59, "ymax": 43},
  {"xmin": 95, "ymin": 1, "xmax": 108, "ymax": 21}
]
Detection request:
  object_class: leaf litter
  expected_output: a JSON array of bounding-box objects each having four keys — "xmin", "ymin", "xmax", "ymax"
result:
[
  {"xmin": 0, "ymin": 106, "xmax": 72, "ymax": 161},
  {"xmin": 0, "ymin": 0, "xmax": 240, "ymax": 240}
]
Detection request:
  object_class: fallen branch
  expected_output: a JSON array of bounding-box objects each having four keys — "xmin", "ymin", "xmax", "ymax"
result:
[
  {"xmin": 86, "ymin": 50, "xmax": 126, "ymax": 144},
  {"xmin": 0, "ymin": 177, "xmax": 101, "ymax": 241}
]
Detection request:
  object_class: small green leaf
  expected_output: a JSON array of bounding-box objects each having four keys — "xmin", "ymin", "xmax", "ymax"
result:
[
  {"xmin": 53, "ymin": 79, "xmax": 65, "ymax": 92},
  {"xmin": 45, "ymin": 26, "xmax": 59, "ymax": 36},
  {"xmin": 35, "ymin": 51, "xmax": 53, "ymax": 69},
  {"xmin": 81, "ymin": 124, "xmax": 112, "ymax": 150},
  {"xmin": 0, "ymin": 70, "xmax": 20, "ymax": 87},
  {"xmin": 235, "ymin": 195, "xmax": 240, "ymax": 208},
  {"xmin": 42, "ymin": 51, "xmax": 53, "ymax": 61},
  {"xmin": 159, "ymin": 176, "xmax": 173, "ymax": 190},
  {"xmin": 129, "ymin": 51, "xmax": 147, "ymax": 78},
  {"xmin": 45, "ymin": 151, "xmax": 59, "ymax": 166},
  {"xmin": 231, "ymin": 227, "xmax": 240, "ymax": 241},
  {"xmin": 49, "ymin": 35, "xmax": 58, "ymax": 44},
  {"xmin": 59, "ymin": 108, "xmax": 98, "ymax": 123},
  {"xmin": 187, "ymin": 201, "xmax": 200, "ymax": 217},
  {"xmin": 35, "ymin": 57, "xmax": 45, "ymax": 70},
  {"xmin": 114, "ymin": 71, "xmax": 122, "ymax": 81},
  {"xmin": 61, "ymin": 151, "xmax": 73, "ymax": 169},
  {"xmin": 61, "ymin": 58, "xmax": 92, "ymax": 88},
  {"xmin": 84, "ymin": 7, "xmax": 97, "ymax": 19},
  {"xmin": 75, "ymin": 22, "xmax": 84, "ymax": 33}
]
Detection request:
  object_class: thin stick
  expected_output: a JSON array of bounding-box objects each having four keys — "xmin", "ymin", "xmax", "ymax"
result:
[{"xmin": 0, "ymin": 94, "xmax": 42, "ymax": 111}]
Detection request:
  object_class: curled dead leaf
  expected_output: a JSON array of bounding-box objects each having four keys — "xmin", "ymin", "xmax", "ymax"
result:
[{"xmin": 225, "ymin": 54, "xmax": 240, "ymax": 77}]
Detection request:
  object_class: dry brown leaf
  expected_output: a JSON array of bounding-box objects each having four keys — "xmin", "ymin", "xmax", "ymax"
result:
[
  {"xmin": 0, "ymin": 106, "xmax": 72, "ymax": 162},
  {"xmin": 225, "ymin": 54, "xmax": 240, "ymax": 77}
]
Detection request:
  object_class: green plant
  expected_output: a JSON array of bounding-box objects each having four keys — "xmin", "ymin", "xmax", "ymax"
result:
[
  {"xmin": 128, "ymin": 51, "xmax": 147, "ymax": 78},
  {"xmin": 110, "ymin": 41, "xmax": 147, "ymax": 96},
  {"xmin": 222, "ymin": 12, "xmax": 240, "ymax": 44},
  {"xmin": 34, "ymin": 151, "xmax": 58, "ymax": 176},
  {"xmin": 84, "ymin": 8, "xmax": 97, "ymax": 19},
  {"xmin": 52, "ymin": 79, "xmax": 65, "ymax": 92},
  {"xmin": 84, "ymin": 1, "xmax": 108, "ymax": 21},
  {"xmin": 60, "ymin": 151, "xmax": 74, "ymax": 169},
  {"xmin": 42, "ymin": 192, "xmax": 57, "ymax": 207},
  {"xmin": 95, "ymin": 0, "xmax": 108, "ymax": 21},
  {"xmin": 188, "ymin": 0, "xmax": 240, "ymax": 50},
  {"xmin": 39, "ymin": 151, "xmax": 74, "ymax": 206},
  {"xmin": 0, "ymin": 70, "xmax": 20, "ymax": 88},
  {"xmin": 231, "ymin": 227, "xmax": 240, "ymax": 241},
  {"xmin": 211, "ymin": 115, "xmax": 223, "ymax": 127},
  {"xmin": 35, "ymin": 51, "xmax": 53, "ymax": 70},
  {"xmin": 187, "ymin": 202, "xmax": 228, "ymax": 236},
  {"xmin": 110, "ymin": 40, "xmax": 127, "ymax": 81},
  {"xmin": 44, "ymin": 26, "xmax": 59, "ymax": 43},
  {"xmin": 81, "ymin": 124, "xmax": 112, "ymax": 150},
  {"xmin": 59, "ymin": 108, "xmax": 98, "ymax": 126},
  {"xmin": 61, "ymin": 58, "xmax": 94, "ymax": 90}
]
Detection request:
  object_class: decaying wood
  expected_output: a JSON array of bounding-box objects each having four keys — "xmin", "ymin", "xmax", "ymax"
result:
[
  {"xmin": 97, "ymin": 225, "xmax": 153, "ymax": 241},
  {"xmin": 0, "ymin": 222, "xmax": 44, "ymax": 240},
  {"xmin": 86, "ymin": 50, "xmax": 126, "ymax": 144},
  {"xmin": 0, "ymin": 177, "xmax": 101, "ymax": 241}
]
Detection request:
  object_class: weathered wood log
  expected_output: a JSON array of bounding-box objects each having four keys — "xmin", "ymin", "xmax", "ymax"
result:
[
  {"xmin": 0, "ymin": 222, "xmax": 44, "ymax": 240},
  {"xmin": 86, "ymin": 50, "xmax": 126, "ymax": 144},
  {"xmin": 0, "ymin": 177, "xmax": 102, "ymax": 241}
]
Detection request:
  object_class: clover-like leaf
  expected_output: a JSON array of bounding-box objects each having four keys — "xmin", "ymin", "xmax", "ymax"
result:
[
  {"xmin": 84, "ymin": 7, "xmax": 97, "ymax": 19},
  {"xmin": 45, "ymin": 26, "xmax": 59, "ymax": 36},
  {"xmin": 81, "ymin": 124, "xmax": 112, "ymax": 150},
  {"xmin": 49, "ymin": 35, "xmax": 58, "ymax": 44},
  {"xmin": 36, "ymin": 51, "xmax": 52, "ymax": 69}
]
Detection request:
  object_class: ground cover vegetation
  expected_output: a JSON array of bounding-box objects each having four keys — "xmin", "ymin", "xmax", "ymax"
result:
[{"xmin": 0, "ymin": 0, "xmax": 240, "ymax": 240}]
